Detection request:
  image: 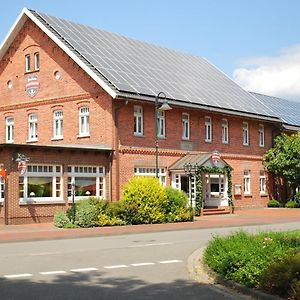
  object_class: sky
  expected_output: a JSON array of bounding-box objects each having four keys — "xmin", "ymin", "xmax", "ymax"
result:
[{"xmin": 2, "ymin": 0, "xmax": 300, "ymax": 101}]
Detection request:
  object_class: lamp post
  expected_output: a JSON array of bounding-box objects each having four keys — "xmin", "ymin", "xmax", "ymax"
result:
[
  {"xmin": 155, "ymin": 92, "xmax": 172, "ymax": 178},
  {"xmin": 71, "ymin": 178, "xmax": 76, "ymax": 222}
]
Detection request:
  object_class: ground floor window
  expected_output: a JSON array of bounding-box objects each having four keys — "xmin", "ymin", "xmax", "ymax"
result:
[
  {"xmin": 205, "ymin": 174, "xmax": 225, "ymax": 199},
  {"xmin": 0, "ymin": 177, "xmax": 4, "ymax": 203},
  {"xmin": 244, "ymin": 170, "xmax": 251, "ymax": 195},
  {"xmin": 260, "ymin": 170, "xmax": 266, "ymax": 194},
  {"xmin": 134, "ymin": 167, "xmax": 166, "ymax": 186},
  {"xmin": 67, "ymin": 166, "xmax": 105, "ymax": 199},
  {"xmin": 19, "ymin": 165, "xmax": 63, "ymax": 202}
]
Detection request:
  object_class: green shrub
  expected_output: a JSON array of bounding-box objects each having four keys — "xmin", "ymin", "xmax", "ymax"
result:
[
  {"xmin": 97, "ymin": 213, "xmax": 125, "ymax": 226},
  {"xmin": 204, "ymin": 230, "xmax": 300, "ymax": 288},
  {"xmin": 164, "ymin": 187, "xmax": 188, "ymax": 212},
  {"xmin": 54, "ymin": 210, "xmax": 72, "ymax": 228},
  {"xmin": 286, "ymin": 200, "xmax": 300, "ymax": 208},
  {"xmin": 294, "ymin": 191, "xmax": 300, "ymax": 203},
  {"xmin": 259, "ymin": 251, "xmax": 300, "ymax": 299},
  {"xmin": 120, "ymin": 176, "xmax": 168, "ymax": 224},
  {"xmin": 69, "ymin": 197, "xmax": 107, "ymax": 228},
  {"xmin": 267, "ymin": 199, "xmax": 281, "ymax": 207}
]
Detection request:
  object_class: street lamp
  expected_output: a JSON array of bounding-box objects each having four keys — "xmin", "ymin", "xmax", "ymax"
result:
[
  {"xmin": 155, "ymin": 92, "xmax": 172, "ymax": 178},
  {"xmin": 71, "ymin": 178, "xmax": 76, "ymax": 222}
]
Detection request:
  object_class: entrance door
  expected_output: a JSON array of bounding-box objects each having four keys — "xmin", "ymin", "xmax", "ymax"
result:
[{"xmin": 204, "ymin": 174, "xmax": 228, "ymax": 207}]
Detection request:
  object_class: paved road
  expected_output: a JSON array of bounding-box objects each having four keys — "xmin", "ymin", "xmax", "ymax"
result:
[{"xmin": 0, "ymin": 222, "xmax": 299, "ymax": 300}]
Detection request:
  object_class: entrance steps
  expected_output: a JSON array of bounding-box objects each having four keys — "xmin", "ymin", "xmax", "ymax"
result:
[{"xmin": 202, "ymin": 207, "xmax": 231, "ymax": 216}]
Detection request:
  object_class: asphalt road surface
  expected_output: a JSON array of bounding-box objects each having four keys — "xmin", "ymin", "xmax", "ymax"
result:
[{"xmin": 0, "ymin": 222, "xmax": 299, "ymax": 300}]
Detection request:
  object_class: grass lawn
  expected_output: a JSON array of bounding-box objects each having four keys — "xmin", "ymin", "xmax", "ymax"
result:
[{"xmin": 204, "ymin": 230, "xmax": 300, "ymax": 299}]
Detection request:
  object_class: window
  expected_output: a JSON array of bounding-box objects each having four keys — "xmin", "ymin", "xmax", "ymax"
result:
[
  {"xmin": 79, "ymin": 106, "xmax": 90, "ymax": 136},
  {"xmin": 25, "ymin": 54, "xmax": 30, "ymax": 72},
  {"xmin": 157, "ymin": 110, "xmax": 165, "ymax": 138},
  {"xmin": 0, "ymin": 176, "xmax": 4, "ymax": 203},
  {"xmin": 205, "ymin": 174, "xmax": 225, "ymax": 199},
  {"xmin": 259, "ymin": 124, "xmax": 265, "ymax": 147},
  {"xmin": 19, "ymin": 165, "xmax": 63, "ymax": 202},
  {"xmin": 243, "ymin": 122, "xmax": 249, "ymax": 146},
  {"xmin": 134, "ymin": 106, "xmax": 143, "ymax": 136},
  {"xmin": 260, "ymin": 170, "xmax": 266, "ymax": 194},
  {"xmin": 182, "ymin": 113, "xmax": 190, "ymax": 140},
  {"xmin": 28, "ymin": 113, "xmax": 38, "ymax": 141},
  {"xmin": 222, "ymin": 119, "xmax": 228, "ymax": 144},
  {"xmin": 34, "ymin": 52, "xmax": 40, "ymax": 70},
  {"xmin": 243, "ymin": 170, "xmax": 251, "ymax": 195},
  {"xmin": 53, "ymin": 110, "xmax": 63, "ymax": 139},
  {"xmin": 134, "ymin": 167, "xmax": 166, "ymax": 186},
  {"xmin": 5, "ymin": 117, "xmax": 14, "ymax": 143},
  {"xmin": 205, "ymin": 116, "xmax": 212, "ymax": 142},
  {"xmin": 67, "ymin": 166, "xmax": 105, "ymax": 199}
]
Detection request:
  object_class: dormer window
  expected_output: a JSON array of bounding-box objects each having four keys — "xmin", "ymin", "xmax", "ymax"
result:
[
  {"xmin": 25, "ymin": 54, "xmax": 31, "ymax": 72},
  {"xmin": 34, "ymin": 52, "xmax": 40, "ymax": 70}
]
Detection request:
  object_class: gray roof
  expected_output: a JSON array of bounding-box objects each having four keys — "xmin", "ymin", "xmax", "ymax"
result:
[
  {"xmin": 29, "ymin": 9, "xmax": 278, "ymax": 120},
  {"xmin": 250, "ymin": 92, "xmax": 300, "ymax": 129}
]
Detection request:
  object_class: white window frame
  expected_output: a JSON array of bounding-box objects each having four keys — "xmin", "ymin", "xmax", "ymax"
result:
[
  {"xmin": 67, "ymin": 166, "xmax": 105, "ymax": 201},
  {"xmin": 0, "ymin": 176, "xmax": 4, "ymax": 204},
  {"xmin": 34, "ymin": 52, "xmax": 40, "ymax": 71},
  {"xmin": 28, "ymin": 113, "xmax": 38, "ymax": 142},
  {"xmin": 134, "ymin": 167, "xmax": 166, "ymax": 186},
  {"xmin": 260, "ymin": 170, "xmax": 267, "ymax": 194},
  {"xmin": 243, "ymin": 122, "xmax": 249, "ymax": 146},
  {"xmin": 53, "ymin": 110, "xmax": 63, "ymax": 139},
  {"xmin": 157, "ymin": 110, "xmax": 166, "ymax": 138},
  {"xmin": 134, "ymin": 106, "xmax": 143, "ymax": 136},
  {"xmin": 222, "ymin": 119, "xmax": 229, "ymax": 144},
  {"xmin": 25, "ymin": 54, "xmax": 30, "ymax": 72},
  {"xmin": 5, "ymin": 117, "xmax": 14, "ymax": 143},
  {"xmin": 182, "ymin": 113, "xmax": 190, "ymax": 140},
  {"xmin": 19, "ymin": 164, "xmax": 63, "ymax": 203},
  {"xmin": 243, "ymin": 170, "xmax": 251, "ymax": 195},
  {"xmin": 79, "ymin": 106, "xmax": 90, "ymax": 137},
  {"xmin": 205, "ymin": 116, "xmax": 212, "ymax": 142},
  {"xmin": 259, "ymin": 124, "xmax": 265, "ymax": 147}
]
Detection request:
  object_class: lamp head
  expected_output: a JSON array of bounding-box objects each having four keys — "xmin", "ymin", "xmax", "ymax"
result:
[{"xmin": 158, "ymin": 99, "xmax": 172, "ymax": 111}]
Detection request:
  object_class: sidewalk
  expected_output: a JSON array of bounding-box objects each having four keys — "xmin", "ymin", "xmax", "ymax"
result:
[{"xmin": 0, "ymin": 208, "xmax": 299, "ymax": 243}]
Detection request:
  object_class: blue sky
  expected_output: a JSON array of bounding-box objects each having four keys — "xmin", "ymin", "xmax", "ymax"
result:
[{"xmin": 2, "ymin": 0, "xmax": 300, "ymax": 101}]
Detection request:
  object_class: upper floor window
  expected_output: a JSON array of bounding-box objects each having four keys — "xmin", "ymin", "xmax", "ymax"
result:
[
  {"xmin": 157, "ymin": 111, "xmax": 166, "ymax": 138},
  {"xmin": 5, "ymin": 117, "xmax": 14, "ymax": 143},
  {"xmin": 222, "ymin": 119, "xmax": 228, "ymax": 144},
  {"xmin": 182, "ymin": 113, "xmax": 190, "ymax": 140},
  {"xmin": 134, "ymin": 106, "xmax": 143, "ymax": 136},
  {"xmin": 53, "ymin": 110, "xmax": 63, "ymax": 139},
  {"xmin": 34, "ymin": 52, "xmax": 40, "ymax": 71},
  {"xmin": 259, "ymin": 124, "xmax": 265, "ymax": 147},
  {"xmin": 243, "ymin": 122, "xmax": 249, "ymax": 146},
  {"xmin": 243, "ymin": 170, "xmax": 251, "ymax": 195},
  {"xmin": 205, "ymin": 116, "xmax": 212, "ymax": 142},
  {"xmin": 28, "ymin": 113, "xmax": 38, "ymax": 141},
  {"xmin": 25, "ymin": 54, "xmax": 31, "ymax": 72},
  {"xmin": 79, "ymin": 106, "xmax": 90, "ymax": 136},
  {"xmin": 260, "ymin": 170, "xmax": 266, "ymax": 194}
]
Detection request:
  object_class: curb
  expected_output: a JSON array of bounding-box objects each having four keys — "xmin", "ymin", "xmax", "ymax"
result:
[{"xmin": 187, "ymin": 247, "xmax": 285, "ymax": 300}]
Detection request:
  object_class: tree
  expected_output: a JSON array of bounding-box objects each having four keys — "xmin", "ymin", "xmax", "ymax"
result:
[{"xmin": 264, "ymin": 132, "xmax": 300, "ymax": 200}]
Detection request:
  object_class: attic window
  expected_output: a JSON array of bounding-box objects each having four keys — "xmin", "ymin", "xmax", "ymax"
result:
[
  {"xmin": 34, "ymin": 52, "xmax": 40, "ymax": 71},
  {"xmin": 25, "ymin": 54, "xmax": 31, "ymax": 72}
]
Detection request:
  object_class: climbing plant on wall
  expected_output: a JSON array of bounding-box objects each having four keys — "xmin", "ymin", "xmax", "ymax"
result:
[{"xmin": 194, "ymin": 165, "xmax": 233, "ymax": 216}]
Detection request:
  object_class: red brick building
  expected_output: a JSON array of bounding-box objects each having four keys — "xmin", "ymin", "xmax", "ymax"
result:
[{"xmin": 0, "ymin": 8, "xmax": 298, "ymax": 224}]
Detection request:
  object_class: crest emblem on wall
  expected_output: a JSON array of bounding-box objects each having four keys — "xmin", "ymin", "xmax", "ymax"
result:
[
  {"xmin": 211, "ymin": 150, "xmax": 221, "ymax": 166},
  {"xmin": 25, "ymin": 75, "xmax": 40, "ymax": 97}
]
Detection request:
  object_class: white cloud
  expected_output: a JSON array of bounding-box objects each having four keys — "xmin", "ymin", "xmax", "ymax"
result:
[{"xmin": 233, "ymin": 44, "xmax": 300, "ymax": 102}]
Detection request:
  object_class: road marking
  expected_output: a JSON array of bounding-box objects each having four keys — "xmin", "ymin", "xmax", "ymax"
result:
[
  {"xmin": 104, "ymin": 265, "xmax": 128, "ymax": 269},
  {"xmin": 30, "ymin": 251, "xmax": 60, "ymax": 256},
  {"xmin": 40, "ymin": 271, "xmax": 67, "ymax": 275},
  {"xmin": 130, "ymin": 262, "xmax": 155, "ymax": 267},
  {"xmin": 70, "ymin": 268, "xmax": 98, "ymax": 272},
  {"xmin": 158, "ymin": 260, "xmax": 183, "ymax": 264},
  {"xmin": 128, "ymin": 242, "xmax": 172, "ymax": 248},
  {"xmin": 4, "ymin": 273, "xmax": 33, "ymax": 278}
]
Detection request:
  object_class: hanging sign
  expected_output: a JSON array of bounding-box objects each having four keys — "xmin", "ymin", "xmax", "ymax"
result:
[
  {"xmin": 25, "ymin": 74, "xmax": 40, "ymax": 98},
  {"xmin": 211, "ymin": 151, "xmax": 221, "ymax": 166},
  {"xmin": 14, "ymin": 153, "xmax": 30, "ymax": 175}
]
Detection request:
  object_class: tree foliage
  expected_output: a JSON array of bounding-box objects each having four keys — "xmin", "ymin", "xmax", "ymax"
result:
[{"xmin": 264, "ymin": 132, "xmax": 300, "ymax": 194}]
